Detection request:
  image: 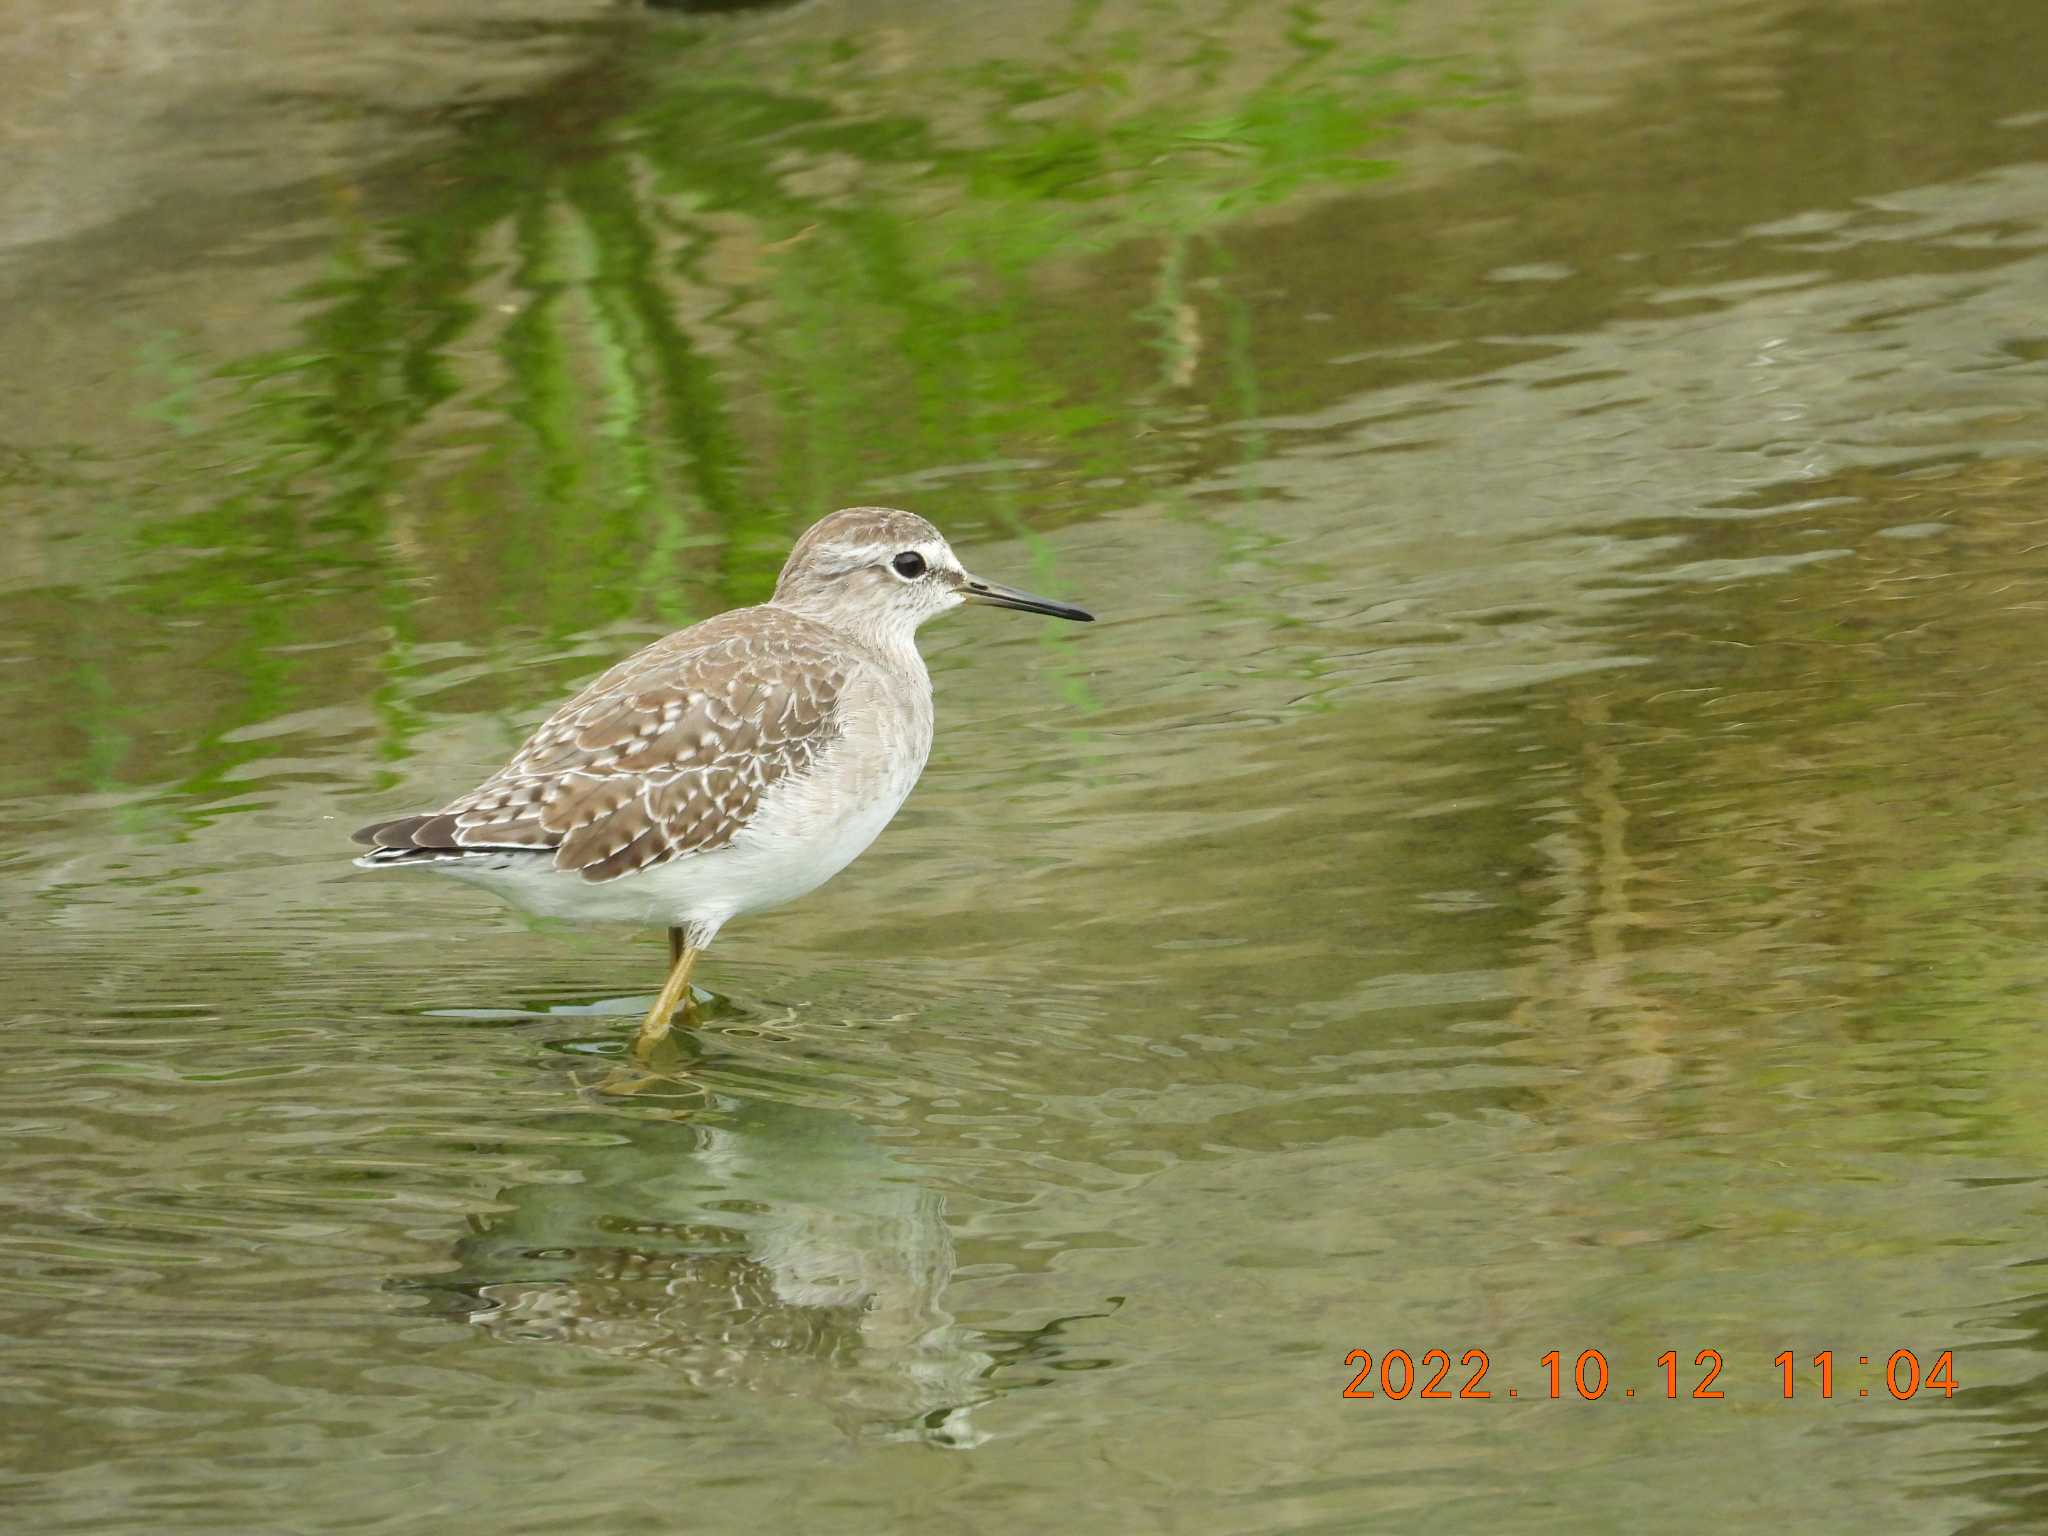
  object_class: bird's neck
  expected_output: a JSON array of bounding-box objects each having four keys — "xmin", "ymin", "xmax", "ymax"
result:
[{"xmin": 771, "ymin": 599, "xmax": 929, "ymax": 679}]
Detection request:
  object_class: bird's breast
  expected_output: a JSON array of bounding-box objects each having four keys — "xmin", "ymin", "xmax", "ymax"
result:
[{"xmin": 715, "ymin": 666, "xmax": 932, "ymax": 918}]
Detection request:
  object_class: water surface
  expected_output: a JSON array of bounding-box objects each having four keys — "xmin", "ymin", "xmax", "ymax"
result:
[{"xmin": 5, "ymin": 0, "xmax": 2048, "ymax": 1530}]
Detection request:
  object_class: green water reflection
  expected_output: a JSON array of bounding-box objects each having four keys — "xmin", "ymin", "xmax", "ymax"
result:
[{"xmin": 4, "ymin": 0, "xmax": 2048, "ymax": 1531}]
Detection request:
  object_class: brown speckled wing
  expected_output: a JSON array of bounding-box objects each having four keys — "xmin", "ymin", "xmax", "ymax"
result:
[{"xmin": 359, "ymin": 609, "xmax": 847, "ymax": 882}]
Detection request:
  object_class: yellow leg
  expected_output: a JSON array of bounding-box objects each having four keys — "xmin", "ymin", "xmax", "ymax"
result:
[{"xmin": 635, "ymin": 927, "xmax": 699, "ymax": 1051}]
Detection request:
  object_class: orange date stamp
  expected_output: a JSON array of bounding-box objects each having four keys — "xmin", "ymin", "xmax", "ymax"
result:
[{"xmin": 1340, "ymin": 1348, "xmax": 1958, "ymax": 1402}]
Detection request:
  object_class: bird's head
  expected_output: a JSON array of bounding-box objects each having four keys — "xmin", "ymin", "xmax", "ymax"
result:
[{"xmin": 771, "ymin": 506, "xmax": 1094, "ymax": 642}]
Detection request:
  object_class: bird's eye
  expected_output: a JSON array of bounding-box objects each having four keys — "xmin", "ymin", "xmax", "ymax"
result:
[{"xmin": 891, "ymin": 551, "xmax": 927, "ymax": 579}]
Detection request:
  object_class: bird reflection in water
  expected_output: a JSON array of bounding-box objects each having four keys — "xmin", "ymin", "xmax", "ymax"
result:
[{"xmin": 428, "ymin": 1085, "xmax": 992, "ymax": 1447}]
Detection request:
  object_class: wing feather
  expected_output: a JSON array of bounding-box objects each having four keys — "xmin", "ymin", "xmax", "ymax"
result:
[{"xmin": 354, "ymin": 609, "xmax": 850, "ymax": 882}]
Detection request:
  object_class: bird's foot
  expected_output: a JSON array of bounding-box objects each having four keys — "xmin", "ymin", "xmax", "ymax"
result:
[
  {"xmin": 579, "ymin": 1035, "xmax": 708, "ymax": 1103},
  {"xmin": 634, "ymin": 975, "xmax": 706, "ymax": 1042},
  {"xmin": 584, "ymin": 1068, "xmax": 702, "ymax": 1102}
]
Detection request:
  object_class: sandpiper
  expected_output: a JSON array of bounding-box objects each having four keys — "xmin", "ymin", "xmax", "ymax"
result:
[{"xmin": 353, "ymin": 507, "xmax": 1093, "ymax": 1051}]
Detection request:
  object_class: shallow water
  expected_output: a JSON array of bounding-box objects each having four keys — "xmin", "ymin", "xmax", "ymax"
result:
[{"xmin": 5, "ymin": 0, "xmax": 2048, "ymax": 1529}]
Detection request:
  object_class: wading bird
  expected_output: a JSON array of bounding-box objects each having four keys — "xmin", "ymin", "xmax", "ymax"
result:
[{"xmin": 354, "ymin": 507, "xmax": 1093, "ymax": 1053}]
